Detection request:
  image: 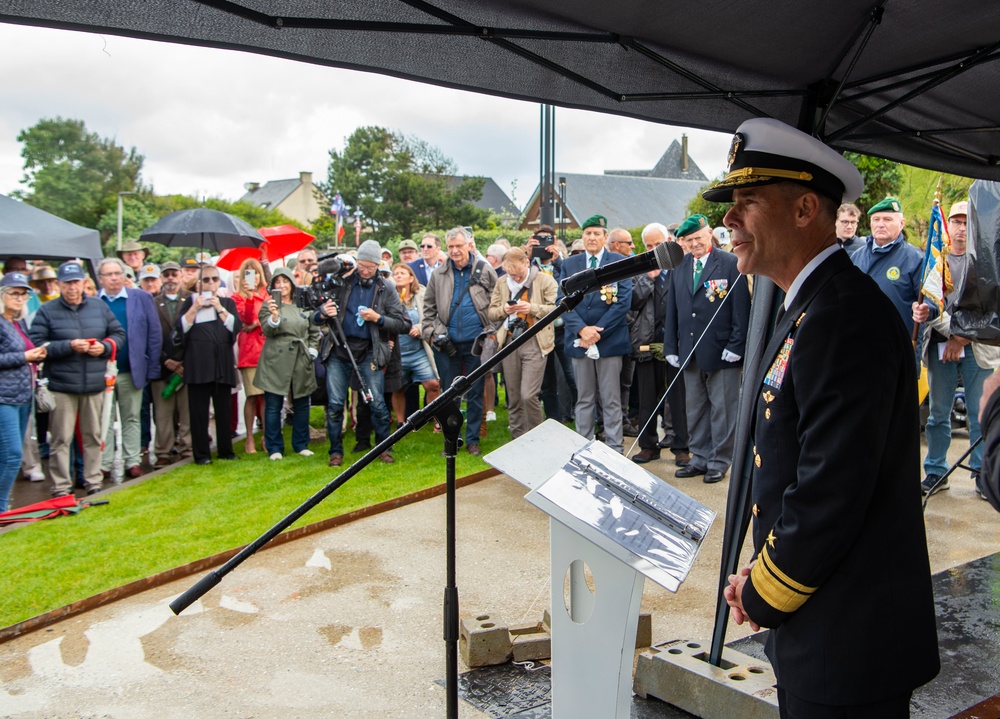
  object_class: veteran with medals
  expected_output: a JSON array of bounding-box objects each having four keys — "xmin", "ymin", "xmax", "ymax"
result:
[
  {"xmin": 560, "ymin": 214, "xmax": 632, "ymax": 454},
  {"xmin": 663, "ymin": 213, "xmax": 751, "ymax": 483},
  {"xmin": 718, "ymin": 118, "xmax": 939, "ymax": 718}
]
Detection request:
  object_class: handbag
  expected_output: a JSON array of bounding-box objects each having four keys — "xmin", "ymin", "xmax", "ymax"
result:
[{"xmin": 34, "ymin": 368, "xmax": 56, "ymax": 413}]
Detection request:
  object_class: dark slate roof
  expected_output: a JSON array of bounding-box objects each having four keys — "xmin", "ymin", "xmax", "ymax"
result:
[
  {"xmin": 604, "ymin": 139, "xmax": 709, "ymax": 182},
  {"xmin": 526, "ymin": 172, "xmax": 706, "ymax": 229},
  {"xmin": 441, "ymin": 175, "xmax": 519, "ymax": 216},
  {"xmin": 239, "ymin": 178, "xmax": 300, "ymax": 209}
]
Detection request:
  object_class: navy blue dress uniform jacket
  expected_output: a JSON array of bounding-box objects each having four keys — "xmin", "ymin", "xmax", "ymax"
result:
[
  {"xmin": 560, "ymin": 251, "xmax": 632, "ymax": 359},
  {"xmin": 663, "ymin": 249, "xmax": 750, "ymax": 372},
  {"xmin": 742, "ymin": 249, "xmax": 939, "ymax": 705},
  {"xmin": 849, "ymin": 234, "xmax": 923, "ymax": 336}
]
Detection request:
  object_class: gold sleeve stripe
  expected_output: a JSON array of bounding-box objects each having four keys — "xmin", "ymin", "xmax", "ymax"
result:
[{"xmin": 750, "ymin": 545, "xmax": 817, "ymax": 613}]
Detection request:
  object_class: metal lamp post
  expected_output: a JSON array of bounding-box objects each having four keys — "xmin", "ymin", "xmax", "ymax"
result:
[{"xmin": 116, "ymin": 191, "xmax": 136, "ymax": 252}]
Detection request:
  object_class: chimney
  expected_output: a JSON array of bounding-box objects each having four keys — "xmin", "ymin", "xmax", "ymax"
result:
[
  {"xmin": 681, "ymin": 134, "xmax": 689, "ymax": 174},
  {"xmin": 299, "ymin": 171, "xmax": 313, "ymax": 185},
  {"xmin": 244, "ymin": 182, "xmax": 260, "ymax": 192}
]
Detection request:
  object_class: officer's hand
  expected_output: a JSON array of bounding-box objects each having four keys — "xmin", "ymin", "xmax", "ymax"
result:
[
  {"xmin": 578, "ymin": 326, "xmax": 603, "ymax": 345},
  {"xmin": 722, "ymin": 349, "xmax": 741, "ymax": 363},
  {"xmin": 665, "ymin": 354, "xmax": 680, "ymax": 368},
  {"xmin": 912, "ymin": 301, "xmax": 930, "ymax": 324},
  {"xmin": 648, "ymin": 342, "xmax": 665, "ymax": 362},
  {"xmin": 723, "ymin": 563, "xmax": 760, "ymax": 632}
]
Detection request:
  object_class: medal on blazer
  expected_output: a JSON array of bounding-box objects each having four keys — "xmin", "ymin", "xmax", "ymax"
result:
[
  {"xmin": 599, "ymin": 282, "xmax": 619, "ymax": 304},
  {"xmin": 704, "ymin": 278, "xmax": 729, "ymax": 302},
  {"xmin": 764, "ymin": 335, "xmax": 794, "ymax": 389}
]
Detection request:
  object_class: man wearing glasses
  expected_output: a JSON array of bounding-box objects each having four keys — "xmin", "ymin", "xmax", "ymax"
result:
[
  {"xmin": 173, "ymin": 266, "xmax": 242, "ymax": 465},
  {"xmin": 409, "ymin": 233, "xmax": 443, "ymax": 286},
  {"xmin": 96, "ymin": 258, "xmax": 162, "ymax": 479},
  {"xmin": 29, "ymin": 261, "xmax": 125, "ymax": 497},
  {"xmin": 835, "ymin": 203, "xmax": 865, "ymax": 255},
  {"xmin": 151, "ymin": 261, "xmax": 193, "ymax": 466}
]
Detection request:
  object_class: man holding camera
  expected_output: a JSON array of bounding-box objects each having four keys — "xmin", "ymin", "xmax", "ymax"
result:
[
  {"xmin": 422, "ymin": 227, "xmax": 498, "ymax": 455},
  {"xmin": 315, "ymin": 240, "xmax": 410, "ymax": 467}
]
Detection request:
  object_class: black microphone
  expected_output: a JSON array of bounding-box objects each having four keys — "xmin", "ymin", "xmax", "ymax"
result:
[{"xmin": 560, "ymin": 241, "xmax": 685, "ymax": 295}]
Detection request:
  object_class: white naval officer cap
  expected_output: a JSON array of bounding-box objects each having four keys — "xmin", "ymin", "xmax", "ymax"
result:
[{"xmin": 702, "ymin": 118, "xmax": 864, "ymax": 204}]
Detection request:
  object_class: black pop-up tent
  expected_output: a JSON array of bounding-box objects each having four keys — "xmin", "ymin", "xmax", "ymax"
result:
[
  {"xmin": 0, "ymin": 193, "xmax": 104, "ymax": 270},
  {"xmin": 5, "ymin": 0, "xmax": 998, "ymax": 669}
]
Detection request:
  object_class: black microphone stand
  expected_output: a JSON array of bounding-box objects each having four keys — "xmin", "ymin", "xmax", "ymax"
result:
[{"xmin": 169, "ymin": 286, "xmax": 587, "ymax": 719}]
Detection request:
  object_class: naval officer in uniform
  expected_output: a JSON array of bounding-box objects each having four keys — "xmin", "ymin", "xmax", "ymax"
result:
[{"xmin": 716, "ymin": 118, "xmax": 939, "ymax": 718}]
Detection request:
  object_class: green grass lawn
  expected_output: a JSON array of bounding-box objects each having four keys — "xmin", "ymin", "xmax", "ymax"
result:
[{"xmin": 0, "ymin": 400, "xmax": 511, "ymax": 630}]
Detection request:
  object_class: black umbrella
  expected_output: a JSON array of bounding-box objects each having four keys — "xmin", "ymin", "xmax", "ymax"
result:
[{"xmin": 140, "ymin": 208, "xmax": 265, "ymax": 251}]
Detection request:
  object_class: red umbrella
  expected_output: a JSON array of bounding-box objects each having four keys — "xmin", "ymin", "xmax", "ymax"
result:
[
  {"xmin": 0, "ymin": 494, "xmax": 107, "ymax": 525},
  {"xmin": 216, "ymin": 246, "xmax": 263, "ymax": 271},
  {"xmin": 258, "ymin": 225, "xmax": 315, "ymax": 262}
]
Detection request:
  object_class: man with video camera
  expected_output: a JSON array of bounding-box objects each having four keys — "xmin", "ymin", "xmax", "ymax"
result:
[
  {"xmin": 313, "ymin": 241, "xmax": 410, "ymax": 467},
  {"xmin": 421, "ymin": 226, "xmax": 498, "ymax": 455}
]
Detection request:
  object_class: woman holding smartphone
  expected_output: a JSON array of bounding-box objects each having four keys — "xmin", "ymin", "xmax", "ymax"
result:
[
  {"xmin": 254, "ymin": 267, "xmax": 320, "ymax": 460},
  {"xmin": 233, "ymin": 258, "xmax": 268, "ymax": 453}
]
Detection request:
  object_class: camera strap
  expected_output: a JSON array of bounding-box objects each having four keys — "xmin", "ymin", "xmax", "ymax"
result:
[{"xmin": 447, "ymin": 259, "xmax": 486, "ymax": 323}]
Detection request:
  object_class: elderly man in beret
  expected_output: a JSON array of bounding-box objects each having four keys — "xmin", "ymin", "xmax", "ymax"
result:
[
  {"xmin": 559, "ymin": 214, "xmax": 632, "ymax": 454},
  {"xmin": 714, "ymin": 118, "xmax": 938, "ymax": 717},
  {"xmin": 664, "ymin": 213, "xmax": 750, "ymax": 483},
  {"xmin": 912, "ymin": 200, "xmax": 1000, "ymax": 499},
  {"xmin": 849, "ymin": 197, "xmax": 923, "ymax": 335}
]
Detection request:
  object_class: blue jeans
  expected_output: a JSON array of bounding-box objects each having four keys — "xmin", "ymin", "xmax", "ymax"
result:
[
  {"xmin": 325, "ymin": 350, "xmax": 389, "ymax": 457},
  {"xmin": 0, "ymin": 402, "xmax": 31, "ymax": 512},
  {"xmin": 264, "ymin": 392, "xmax": 310, "ymax": 456},
  {"xmin": 434, "ymin": 341, "xmax": 485, "ymax": 446},
  {"xmin": 925, "ymin": 347, "xmax": 992, "ymax": 476}
]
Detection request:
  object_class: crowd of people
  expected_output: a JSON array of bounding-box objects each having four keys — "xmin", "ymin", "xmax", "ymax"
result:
[{"xmin": 0, "ymin": 188, "xmax": 992, "ymax": 515}]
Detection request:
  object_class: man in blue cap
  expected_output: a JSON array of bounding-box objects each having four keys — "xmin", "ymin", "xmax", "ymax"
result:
[
  {"xmin": 849, "ymin": 197, "xmax": 923, "ymax": 335},
  {"xmin": 713, "ymin": 118, "xmax": 939, "ymax": 718},
  {"xmin": 559, "ymin": 214, "xmax": 632, "ymax": 454}
]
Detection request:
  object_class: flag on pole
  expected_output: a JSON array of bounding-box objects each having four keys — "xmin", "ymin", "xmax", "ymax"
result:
[
  {"xmin": 920, "ymin": 202, "xmax": 953, "ymax": 312},
  {"xmin": 329, "ymin": 193, "xmax": 347, "ymax": 216}
]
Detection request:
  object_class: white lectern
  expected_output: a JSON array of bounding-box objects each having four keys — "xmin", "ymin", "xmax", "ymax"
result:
[{"xmin": 485, "ymin": 420, "xmax": 715, "ymax": 719}]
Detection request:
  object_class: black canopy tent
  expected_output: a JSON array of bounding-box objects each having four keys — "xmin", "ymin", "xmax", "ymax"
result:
[
  {"xmin": 6, "ymin": 0, "xmax": 998, "ymax": 674},
  {"xmin": 0, "ymin": 193, "xmax": 104, "ymax": 272}
]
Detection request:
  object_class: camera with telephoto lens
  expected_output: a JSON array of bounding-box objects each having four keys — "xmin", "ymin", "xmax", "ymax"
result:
[
  {"xmin": 432, "ymin": 333, "xmax": 458, "ymax": 358},
  {"xmin": 508, "ymin": 316, "xmax": 530, "ymax": 340},
  {"xmin": 297, "ymin": 253, "xmax": 355, "ymax": 310}
]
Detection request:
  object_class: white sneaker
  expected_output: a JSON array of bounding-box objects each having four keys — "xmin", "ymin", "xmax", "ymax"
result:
[
  {"xmin": 26, "ymin": 469, "xmax": 45, "ymax": 482},
  {"xmin": 486, "ymin": 411, "xmax": 497, "ymax": 422},
  {"xmin": 298, "ymin": 449, "xmax": 315, "ymax": 457},
  {"xmin": 269, "ymin": 453, "xmax": 283, "ymax": 461}
]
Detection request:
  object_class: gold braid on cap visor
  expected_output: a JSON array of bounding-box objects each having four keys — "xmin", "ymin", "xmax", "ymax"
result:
[{"xmin": 722, "ymin": 167, "xmax": 815, "ymax": 184}]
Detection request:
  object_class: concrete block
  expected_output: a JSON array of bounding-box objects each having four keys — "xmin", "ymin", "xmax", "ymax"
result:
[
  {"xmin": 459, "ymin": 614, "xmax": 511, "ymax": 668},
  {"xmin": 633, "ymin": 638, "xmax": 779, "ymax": 719},
  {"xmin": 509, "ymin": 621, "xmax": 545, "ymax": 636},
  {"xmin": 512, "ymin": 631, "xmax": 552, "ymax": 661}
]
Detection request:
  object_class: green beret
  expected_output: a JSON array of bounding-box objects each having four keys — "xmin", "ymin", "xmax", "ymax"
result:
[
  {"xmin": 398, "ymin": 239, "xmax": 419, "ymax": 251},
  {"xmin": 675, "ymin": 214, "xmax": 710, "ymax": 238},
  {"xmin": 581, "ymin": 214, "xmax": 608, "ymax": 231},
  {"xmin": 868, "ymin": 197, "xmax": 903, "ymax": 215}
]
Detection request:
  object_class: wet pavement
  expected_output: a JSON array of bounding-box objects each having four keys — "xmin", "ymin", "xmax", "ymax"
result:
[{"xmin": 1, "ymin": 431, "xmax": 999, "ymax": 718}]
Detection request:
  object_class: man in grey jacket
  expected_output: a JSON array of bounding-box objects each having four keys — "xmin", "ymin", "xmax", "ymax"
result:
[
  {"xmin": 421, "ymin": 227, "xmax": 497, "ymax": 455},
  {"xmin": 30, "ymin": 262, "xmax": 125, "ymax": 497}
]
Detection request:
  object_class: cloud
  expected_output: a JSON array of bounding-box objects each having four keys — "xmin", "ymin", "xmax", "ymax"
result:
[{"xmin": 0, "ymin": 22, "xmax": 730, "ymax": 211}]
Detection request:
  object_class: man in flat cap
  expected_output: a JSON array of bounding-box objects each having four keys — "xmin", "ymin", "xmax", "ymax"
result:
[
  {"xmin": 913, "ymin": 200, "xmax": 1000, "ymax": 499},
  {"xmin": 117, "ymin": 240, "xmax": 150, "ymax": 278},
  {"xmin": 559, "ymin": 214, "xmax": 632, "ymax": 454},
  {"xmin": 716, "ymin": 118, "xmax": 939, "ymax": 717},
  {"xmin": 850, "ymin": 197, "xmax": 923, "ymax": 335},
  {"xmin": 663, "ymin": 214, "xmax": 750, "ymax": 482}
]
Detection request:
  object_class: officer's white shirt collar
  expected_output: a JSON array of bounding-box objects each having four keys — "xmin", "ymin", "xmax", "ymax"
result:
[
  {"xmin": 784, "ymin": 243, "xmax": 840, "ymax": 309},
  {"xmin": 99, "ymin": 287, "xmax": 129, "ymax": 301}
]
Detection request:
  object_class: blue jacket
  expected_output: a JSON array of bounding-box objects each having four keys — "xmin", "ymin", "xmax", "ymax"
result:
[
  {"xmin": 101, "ymin": 288, "xmax": 162, "ymax": 389},
  {"xmin": 663, "ymin": 249, "xmax": 750, "ymax": 372},
  {"xmin": 29, "ymin": 295, "xmax": 126, "ymax": 395},
  {"xmin": 0, "ymin": 318, "xmax": 31, "ymax": 405},
  {"xmin": 560, "ymin": 251, "xmax": 632, "ymax": 358},
  {"xmin": 408, "ymin": 258, "xmax": 440, "ymax": 287},
  {"xmin": 849, "ymin": 235, "xmax": 923, "ymax": 335}
]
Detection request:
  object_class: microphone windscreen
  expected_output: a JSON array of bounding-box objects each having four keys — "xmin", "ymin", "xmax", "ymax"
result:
[{"xmin": 654, "ymin": 241, "xmax": 685, "ymax": 270}]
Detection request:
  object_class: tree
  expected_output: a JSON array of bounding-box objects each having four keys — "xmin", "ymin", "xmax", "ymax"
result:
[
  {"xmin": 14, "ymin": 117, "xmax": 144, "ymax": 229},
  {"xmin": 318, "ymin": 126, "xmax": 490, "ymax": 242},
  {"xmin": 896, "ymin": 166, "xmax": 973, "ymax": 242},
  {"xmin": 686, "ymin": 174, "xmax": 730, "ymax": 229}
]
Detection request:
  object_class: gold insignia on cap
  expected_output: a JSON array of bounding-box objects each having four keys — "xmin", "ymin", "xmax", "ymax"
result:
[
  {"xmin": 727, "ymin": 132, "xmax": 744, "ymax": 171},
  {"xmin": 752, "ymin": 503, "xmax": 760, "ymax": 517},
  {"xmin": 762, "ymin": 390, "xmax": 775, "ymax": 403},
  {"xmin": 892, "ymin": 201, "xmax": 899, "ymax": 211},
  {"xmin": 766, "ymin": 530, "xmax": 777, "ymax": 548}
]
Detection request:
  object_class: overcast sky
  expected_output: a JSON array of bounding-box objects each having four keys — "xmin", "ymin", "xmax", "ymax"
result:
[{"xmin": 0, "ymin": 22, "xmax": 731, "ymax": 216}]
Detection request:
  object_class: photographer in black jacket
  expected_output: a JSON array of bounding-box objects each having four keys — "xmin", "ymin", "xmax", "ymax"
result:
[{"xmin": 313, "ymin": 240, "xmax": 410, "ymax": 467}]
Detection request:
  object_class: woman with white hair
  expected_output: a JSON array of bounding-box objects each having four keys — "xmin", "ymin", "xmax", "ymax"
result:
[{"xmin": 0, "ymin": 272, "xmax": 48, "ymax": 510}]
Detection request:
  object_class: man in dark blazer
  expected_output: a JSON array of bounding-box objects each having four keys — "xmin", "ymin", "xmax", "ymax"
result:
[
  {"xmin": 717, "ymin": 118, "xmax": 939, "ymax": 718},
  {"xmin": 561, "ymin": 214, "xmax": 632, "ymax": 454},
  {"xmin": 151, "ymin": 261, "xmax": 192, "ymax": 465},
  {"xmin": 664, "ymin": 214, "xmax": 750, "ymax": 483},
  {"xmin": 408, "ymin": 232, "xmax": 443, "ymax": 286}
]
